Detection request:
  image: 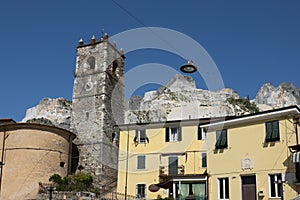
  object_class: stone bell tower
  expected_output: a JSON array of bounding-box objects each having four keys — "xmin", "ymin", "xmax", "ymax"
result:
[{"xmin": 71, "ymin": 34, "xmax": 124, "ymax": 186}]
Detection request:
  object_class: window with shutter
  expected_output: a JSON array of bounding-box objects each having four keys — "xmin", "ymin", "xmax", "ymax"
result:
[
  {"xmin": 135, "ymin": 129, "xmax": 147, "ymax": 144},
  {"xmin": 265, "ymin": 120, "xmax": 280, "ymax": 142},
  {"xmin": 202, "ymin": 152, "xmax": 207, "ymax": 168},
  {"xmin": 166, "ymin": 127, "xmax": 181, "ymax": 142},
  {"xmin": 198, "ymin": 126, "xmax": 202, "ymax": 140},
  {"xmin": 198, "ymin": 126, "xmax": 206, "ymax": 140},
  {"xmin": 137, "ymin": 155, "xmax": 146, "ymax": 170},
  {"xmin": 136, "ymin": 184, "xmax": 146, "ymax": 199},
  {"xmin": 216, "ymin": 129, "xmax": 228, "ymax": 149},
  {"xmin": 178, "ymin": 127, "xmax": 182, "ymax": 141},
  {"xmin": 269, "ymin": 174, "xmax": 282, "ymax": 198}
]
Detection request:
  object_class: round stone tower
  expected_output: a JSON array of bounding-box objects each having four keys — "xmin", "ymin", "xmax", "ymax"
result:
[{"xmin": 71, "ymin": 34, "xmax": 124, "ymax": 187}]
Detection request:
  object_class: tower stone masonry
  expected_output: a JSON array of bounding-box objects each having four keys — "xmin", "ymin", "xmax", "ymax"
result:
[{"xmin": 71, "ymin": 34, "xmax": 124, "ymax": 186}]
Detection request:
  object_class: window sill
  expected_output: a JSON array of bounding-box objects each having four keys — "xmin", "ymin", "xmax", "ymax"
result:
[
  {"xmin": 215, "ymin": 147, "xmax": 228, "ymax": 150},
  {"xmin": 136, "ymin": 169, "xmax": 147, "ymax": 171},
  {"xmin": 167, "ymin": 141, "xmax": 181, "ymax": 143},
  {"xmin": 265, "ymin": 140, "xmax": 280, "ymax": 143}
]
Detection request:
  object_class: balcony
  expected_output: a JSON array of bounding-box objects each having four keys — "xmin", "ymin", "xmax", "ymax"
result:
[{"xmin": 159, "ymin": 165, "xmax": 185, "ymax": 177}]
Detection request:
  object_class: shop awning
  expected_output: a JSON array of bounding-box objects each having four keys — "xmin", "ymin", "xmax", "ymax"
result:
[{"xmin": 291, "ymin": 152, "xmax": 300, "ymax": 163}]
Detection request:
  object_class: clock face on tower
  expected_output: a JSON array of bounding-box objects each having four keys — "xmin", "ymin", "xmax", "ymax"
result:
[{"xmin": 85, "ymin": 81, "xmax": 93, "ymax": 91}]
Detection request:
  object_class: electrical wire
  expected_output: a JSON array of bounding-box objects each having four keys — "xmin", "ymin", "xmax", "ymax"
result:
[{"xmin": 110, "ymin": 0, "xmax": 190, "ymax": 62}]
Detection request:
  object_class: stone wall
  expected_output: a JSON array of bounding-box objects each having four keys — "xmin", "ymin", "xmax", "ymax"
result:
[
  {"xmin": 37, "ymin": 191, "xmax": 134, "ymax": 200},
  {"xmin": 71, "ymin": 36, "xmax": 124, "ymax": 187}
]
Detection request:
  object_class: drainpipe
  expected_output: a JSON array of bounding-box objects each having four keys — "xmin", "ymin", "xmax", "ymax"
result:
[
  {"xmin": 68, "ymin": 135, "xmax": 72, "ymax": 174},
  {"xmin": 206, "ymin": 176, "xmax": 209, "ymax": 200},
  {"xmin": 0, "ymin": 129, "xmax": 6, "ymax": 194},
  {"xmin": 294, "ymin": 118, "xmax": 300, "ymax": 183},
  {"xmin": 124, "ymin": 127, "xmax": 130, "ymax": 200},
  {"xmin": 294, "ymin": 118, "xmax": 299, "ymax": 145}
]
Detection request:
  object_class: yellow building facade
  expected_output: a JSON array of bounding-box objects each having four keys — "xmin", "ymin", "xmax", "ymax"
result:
[
  {"xmin": 203, "ymin": 106, "xmax": 300, "ymax": 200},
  {"xmin": 117, "ymin": 119, "xmax": 209, "ymax": 199},
  {"xmin": 117, "ymin": 105, "xmax": 300, "ymax": 200}
]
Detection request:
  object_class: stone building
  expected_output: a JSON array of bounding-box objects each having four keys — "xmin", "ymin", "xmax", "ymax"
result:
[
  {"xmin": 71, "ymin": 34, "xmax": 125, "ymax": 186},
  {"xmin": 0, "ymin": 119, "xmax": 75, "ymax": 199}
]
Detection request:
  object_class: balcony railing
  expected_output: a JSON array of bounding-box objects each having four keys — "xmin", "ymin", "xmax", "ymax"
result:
[{"xmin": 159, "ymin": 165, "xmax": 185, "ymax": 177}]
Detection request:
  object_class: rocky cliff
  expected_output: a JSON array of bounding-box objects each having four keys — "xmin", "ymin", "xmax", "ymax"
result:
[
  {"xmin": 125, "ymin": 74, "xmax": 258, "ymax": 123},
  {"xmin": 255, "ymin": 82, "xmax": 300, "ymax": 110},
  {"xmin": 22, "ymin": 98, "xmax": 71, "ymax": 130},
  {"xmin": 22, "ymin": 75, "xmax": 299, "ymax": 127}
]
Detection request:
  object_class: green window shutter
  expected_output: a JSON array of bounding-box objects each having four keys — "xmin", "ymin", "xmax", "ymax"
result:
[
  {"xmin": 265, "ymin": 121, "xmax": 273, "ymax": 141},
  {"xmin": 198, "ymin": 126, "xmax": 202, "ymax": 140},
  {"xmin": 178, "ymin": 127, "xmax": 182, "ymax": 141},
  {"xmin": 202, "ymin": 152, "xmax": 207, "ymax": 168},
  {"xmin": 220, "ymin": 129, "xmax": 227, "ymax": 147},
  {"xmin": 273, "ymin": 121, "xmax": 280, "ymax": 140},
  {"xmin": 266, "ymin": 121, "xmax": 280, "ymax": 142},
  {"xmin": 216, "ymin": 130, "xmax": 222, "ymax": 148},
  {"xmin": 165, "ymin": 128, "xmax": 170, "ymax": 142},
  {"xmin": 216, "ymin": 129, "xmax": 227, "ymax": 149}
]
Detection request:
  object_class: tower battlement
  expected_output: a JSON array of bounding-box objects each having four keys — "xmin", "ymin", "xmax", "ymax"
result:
[
  {"xmin": 77, "ymin": 33, "xmax": 109, "ymax": 48},
  {"xmin": 76, "ymin": 34, "xmax": 124, "ymax": 57}
]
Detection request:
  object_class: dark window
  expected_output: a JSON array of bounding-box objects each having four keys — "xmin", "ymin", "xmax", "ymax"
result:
[
  {"xmin": 242, "ymin": 176, "xmax": 256, "ymax": 185},
  {"xmin": 87, "ymin": 56, "xmax": 95, "ymax": 69},
  {"xmin": 135, "ymin": 129, "xmax": 147, "ymax": 144},
  {"xmin": 296, "ymin": 163, "xmax": 300, "ymax": 182},
  {"xmin": 137, "ymin": 155, "xmax": 145, "ymax": 170},
  {"xmin": 202, "ymin": 153, "xmax": 207, "ymax": 168},
  {"xmin": 60, "ymin": 162, "xmax": 65, "ymax": 168},
  {"xmin": 218, "ymin": 178, "xmax": 229, "ymax": 199},
  {"xmin": 112, "ymin": 60, "xmax": 118, "ymax": 73},
  {"xmin": 216, "ymin": 129, "xmax": 228, "ymax": 149},
  {"xmin": 165, "ymin": 127, "xmax": 182, "ymax": 142},
  {"xmin": 265, "ymin": 120, "xmax": 280, "ymax": 142},
  {"xmin": 269, "ymin": 174, "xmax": 282, "ymax": 198},
  {"xmin": 136, "ymin": 184, "xmax": 146, "ymax": 199},
  {"xmin": 198, "ymin": 126, "xmax": 206, "ymax": 140},
  {"xmin": 168, "ymin": 156, "xmax": 178, "ymax": 175}
]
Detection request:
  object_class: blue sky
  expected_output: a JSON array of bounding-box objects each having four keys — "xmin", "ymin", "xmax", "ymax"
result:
[{"xmin": 0, "ymin": 1, "xmax": 299, "ymax": 121}]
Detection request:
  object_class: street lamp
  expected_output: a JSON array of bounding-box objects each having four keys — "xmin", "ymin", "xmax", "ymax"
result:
[
  {"xmin": 46, "ymin": 186, "xmax": 56, "ymax": 200},
  {"xmin": 180, "ymin": 60, "xmax": 197, "ymax": 73}
]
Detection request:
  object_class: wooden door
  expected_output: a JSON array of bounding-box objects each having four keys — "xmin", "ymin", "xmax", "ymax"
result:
[{"xmin": 242, "ymin": 175, "xmax": 257, "ymax": 200}]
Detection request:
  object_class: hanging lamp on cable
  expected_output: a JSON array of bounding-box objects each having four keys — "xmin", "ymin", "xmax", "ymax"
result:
[{"xmin": 180, "ymin": 60, "xmax": 197, "ymax": 73}]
